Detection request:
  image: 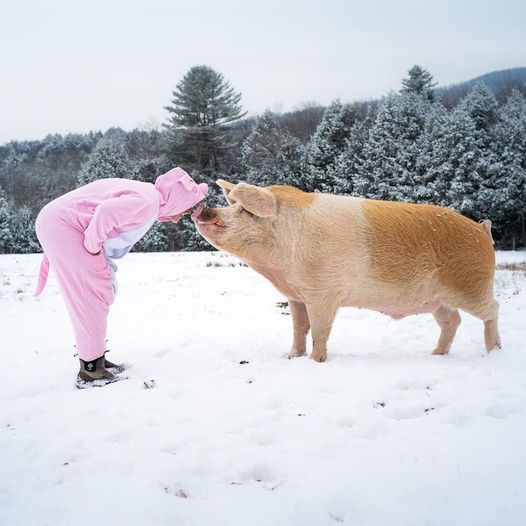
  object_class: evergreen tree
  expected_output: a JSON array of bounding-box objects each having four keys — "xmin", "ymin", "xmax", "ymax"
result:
[
  {"xmin": 498, "ymin": 90, "xmax": 526, "ymax": 164},
  {"xmin": 77, "ymin": 140, "xmax": 134, "ymax": 185},
  {"xmin": 418, "ymin": 83, "xmax": 508, "ymax": 230},
  {"xmin": 0, "ymin": 187, "xmax": 14, "ymax": 253},
  {"xmin": 164, "ymin": 65, "xmax": 246, "ymax": 176},
  {"xmin": 241, "ymin": 110, "xmax": 305, "ymax": 188},
  {"xmin": 401, "ymin": 65, "xmax": 437, "ymax": 102},
  {"xmin": 134, "ymin": 221, "xmax": 168, "ymax": 252},
  {"xmin": 416, "ymin": 102, "xmax": 453, "ymax": 203},
  {"xmin": 487, "ymin": 90, "xmax": 526, "ymax": 246},
  {"xmin": 420, "ymin": 102, "xmax": 482, "ymax": 214},
  {"xmin": 332, "ymin": 111, "xmax": 375, "ymax": 195},
  {"xmin": 458, "ymin": 82, "xmax": 499, "ymax": 133},
  {"xmin": 356, "ymin": 93, "xmax": 430, "ymax": 201},
  {"xmin": 452, "ymin": 83, "xmax": 500, "ymax": 218},
  {"xmin": 177, "ymin": 215, "xmax": 212, "ymax": 252},
  {"xmin": 448, "ymin": 111, "xmax": 486, "ymax": 216},
  {"xmin": 124, "ymin": 129, "xmax": 168, "ymax": 184},
  {"xmin": 304, "ymin": 100, "xmax": 359, "ymax": 192},
  {"xmin": 11, "ymin": 206, "xmax": 40, "ymax": 253}
]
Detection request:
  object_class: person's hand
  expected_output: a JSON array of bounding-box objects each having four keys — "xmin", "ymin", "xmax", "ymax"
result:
[{"xmin": 88, "ymin": 249, "xmax": 101, "ymax": 256}]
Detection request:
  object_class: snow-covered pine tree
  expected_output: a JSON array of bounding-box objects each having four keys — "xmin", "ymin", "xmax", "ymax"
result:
[
  {"xmin": 355, "ymin": 92, "xmax": 430, "ymax": 202},
  {"xmin": 178, "ymin": 215, "xmax": 211, "ymax": 251},
  {"xmin": 332, "ymin": 109, "xmax": 375, "ymax": 196},
  {"xmin": 459, "ymin": 82, "xmax": 499, "ymax": 133},
  {"xmin": 304, "ymin": 100, "xmax": 358, "ymax": 193},
  {"xmin": 164, "ymin": 65, "xmax": 246, "ymax": 176},
  {"xmin": 241, "ymin": 110, "xmax": 305, "ymax": 189},
  {"xmin": 77, "ymin": 140, "xmax": 134, "ymax": 185},
  {"xmin": 497, "ymin": 90, "xmax": 526, "ymax": 168},
  {"xmin": 422, "ymin": 103, "xmax": 482, "ymax": 214},
  {"xmin": 400, "ymin": 65, "xmax": 437, "ymax": 102},
  {"xmin": 486, "ymin": 89, "xmax": 526, "ymax": 246},
  {"xmin": 0, "ymin": 187, "xmax": 14, "ymax": 254},
  {"xmin": 11, "ymin": 206, "xmax": 40, "ymax": 253},
  {"xmin": 415, "ymin": 102, "xmax": 452, "ymax": 204},
  {"xmin": 134, "ymin": 221, "xmax": 168, "ymax": 252},
  {"xmin": 449, "ymin": 83, "xmax": 499, "ymax": 219}
]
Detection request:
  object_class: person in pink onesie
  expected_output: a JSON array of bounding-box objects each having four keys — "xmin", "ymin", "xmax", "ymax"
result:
[{"xmin": 34, "ymin": 167, "xmax": 208, "ymax": 388}]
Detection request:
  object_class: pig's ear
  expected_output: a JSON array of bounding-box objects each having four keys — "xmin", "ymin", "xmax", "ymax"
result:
[
  {"xmin": 216, "ymin": 179, "xmax": 236, "ymax": 205},
  {"xmin": 229, "ymin": 183, "xmax": 277, "ymax": 217}
]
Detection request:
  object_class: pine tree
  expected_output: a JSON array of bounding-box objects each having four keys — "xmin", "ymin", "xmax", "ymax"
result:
[
  {"xmin": 417, "ymin": 97, "xmax": 484, "ymax": 216},
  {"xmin": 11, "ymin": 206, "xmax": 40, "ymax": 253},
  {"xmin": 164, "ymin": 65, "xmax": 246, "ymax": 176},
  {"xmin": 401, "ymin": 65, "xmax": 437, "ymax": 102},
  {"xmin": 332, "ymin": 111, "xmax": 374, "ymax": 196},
  {"xmin": 77, "ymin": 140, "xmax": 133, "ymax": 185},
  {"xmin": 177, "ymin": 215, "xmax": 212, "ymax": 251},
  {"xmin": 356, "ymin": 93, "xmax": 430, "ymax": 201},
  {"xmin": 416, "ymin": 102, "xmax": 453, "ymax": 204},
  {"xmin": 458, "ymin": 82, "xmax": 498, "ymax": 134},
  {"xmin": 304, "ymin": 100, "xmax": 358, "ymax": 192},
  {"xmin": 241, "ymin": 111, "xmax": 305, "ymax": 188},
  {"xmin": 488, "ymin": 90, "xmax": 526, "ymax": 246},
  {"xmin": 447, "ymin": 109, "xmax": 485, "ymax": 215},
  {"xmin": 134, "ymin": 221, "xmax": 168, "ymax": 252},
  {"xmin": 419, "ymin": 83, "xmax": 507, "ymax": 227},
  {"xmin": 453, "ymin": 83, "xmax": 500, "ymax": 219},
  {"xmin": 0, "ymin": 187, "xmax": 14, "ymax": 254}
]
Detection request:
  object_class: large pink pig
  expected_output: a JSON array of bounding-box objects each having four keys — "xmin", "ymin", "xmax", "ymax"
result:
[{"xmin": 193, "ymin": 180, "xmax": 500, "ymax": 362}]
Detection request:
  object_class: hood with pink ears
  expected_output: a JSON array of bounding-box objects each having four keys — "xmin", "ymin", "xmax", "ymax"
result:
[{"xmin": 155, "ymin": 167, "xmax": 208, "ymax": 222}]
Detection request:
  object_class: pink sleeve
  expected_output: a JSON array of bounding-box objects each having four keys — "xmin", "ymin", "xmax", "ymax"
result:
[{"xmin": 83, "ymin": 194, "xmax": 157, "ymax": 254}]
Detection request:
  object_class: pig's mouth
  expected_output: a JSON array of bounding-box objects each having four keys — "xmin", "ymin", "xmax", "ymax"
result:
[{"xmin": 192, "ymin": 205, "xmax": 227, "ymax": 232}]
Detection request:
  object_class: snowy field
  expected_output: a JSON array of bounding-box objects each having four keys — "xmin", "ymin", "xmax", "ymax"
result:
[{"xmin": 1, "ymin": 250, "xmax": 526, "ymax": 526}]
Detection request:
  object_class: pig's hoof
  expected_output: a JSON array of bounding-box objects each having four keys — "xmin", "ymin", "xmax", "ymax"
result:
[
  {"xmin": 288, "ymin": 348, "xmax": 306, "ymax": 359},
  {"xmin": 431, "ymin": 347, "xmax": 449, "ymax": 356},
  {"xmin": 485, "ymin": 335, "xmax": 502, "ymax": 352},
  {"xmin": 310, "ymin": 352, "xmax": 327, "ymax": 363},
  {"xmin": 486, "ymin": 341, "xmax": 502, "ymax": 352}
]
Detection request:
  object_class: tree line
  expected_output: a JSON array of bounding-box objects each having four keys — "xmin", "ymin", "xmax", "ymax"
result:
[{"xmin": 0, "ymin": 65, "xmax": 525, "ymax": 253}]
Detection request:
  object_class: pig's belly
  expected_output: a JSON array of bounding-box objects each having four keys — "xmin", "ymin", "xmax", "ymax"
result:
[{"xmin": 347, "ymin": 298, "xmax": 441, "ymax": 319}]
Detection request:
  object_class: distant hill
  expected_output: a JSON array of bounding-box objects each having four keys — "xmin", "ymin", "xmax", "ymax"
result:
[{"xmin": 437, "ymin": 67, "xmax": 526, "ymax": 106}]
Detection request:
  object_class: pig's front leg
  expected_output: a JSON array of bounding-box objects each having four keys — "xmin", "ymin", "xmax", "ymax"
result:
[
  {"xmin": 306, "ymin": 303, "xmax": 338, "ymax": 362},
  {"xmin": 288, "ymin": 300, "xmax": 310, "ymax": 359}
]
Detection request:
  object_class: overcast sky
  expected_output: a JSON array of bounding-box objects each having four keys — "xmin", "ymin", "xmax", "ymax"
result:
[{"xmin": 1, "ymin": 0, "xmax": 525, "ymax": 143}]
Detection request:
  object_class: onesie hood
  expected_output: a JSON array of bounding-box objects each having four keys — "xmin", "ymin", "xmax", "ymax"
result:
[{"xmin": 155, "ymin": 167, "xmax": 208, "ymax": 222}]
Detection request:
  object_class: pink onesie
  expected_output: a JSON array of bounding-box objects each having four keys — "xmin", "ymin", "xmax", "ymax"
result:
[{"xmin": 34, "ymin": 168, "xmax": 207, "ymax": 361}]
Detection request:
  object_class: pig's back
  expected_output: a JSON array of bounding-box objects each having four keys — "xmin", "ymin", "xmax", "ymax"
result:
[{"xmin": 360, "ymin": 199, "xmax": 495, "ymax": 294}]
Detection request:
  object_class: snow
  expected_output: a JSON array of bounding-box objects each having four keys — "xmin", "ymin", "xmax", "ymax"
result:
[{"xmin": 1, "ymin": 251, "xmax": 526, "ymax": 526}]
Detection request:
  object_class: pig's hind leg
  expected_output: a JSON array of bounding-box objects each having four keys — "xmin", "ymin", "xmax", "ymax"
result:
[
  {"xmin": 431, "ymin": 305, "xmax": 462, "ymax": 355},
  {"xmin": 475, "ymin": 298, "xmax": 501, "ymax": 352},
  {"xmin": 460, "ymin": 296, "xmax": 501, "ymax": 352},
  {"xmin": 482, "ymin": 300, "xmax": 501, "ymax": 352},
  {"xmin": 288, "ymin": 300, "xmax": 310, "ymax": 359}
]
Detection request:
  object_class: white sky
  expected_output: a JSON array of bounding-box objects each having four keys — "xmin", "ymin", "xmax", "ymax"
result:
[{"xmin": 1, "ymin": 0, "xmax": 525, "ymax": 143}]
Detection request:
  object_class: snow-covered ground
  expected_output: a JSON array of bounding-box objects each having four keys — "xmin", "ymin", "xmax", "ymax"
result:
[{"xmin": 1, "ymin": 251, "xmax": 525, "ymax": 526}]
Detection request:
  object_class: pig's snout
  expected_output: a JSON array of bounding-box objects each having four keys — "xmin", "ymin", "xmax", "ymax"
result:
[{"xmin": 192, "ymin": 207, "xmax": 225, "ymax": 227}]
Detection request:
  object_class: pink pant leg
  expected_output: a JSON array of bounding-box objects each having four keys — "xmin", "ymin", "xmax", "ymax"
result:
[{"xmin": 35, "ymin": 208, "xmax": 114, "ymax": 361}]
